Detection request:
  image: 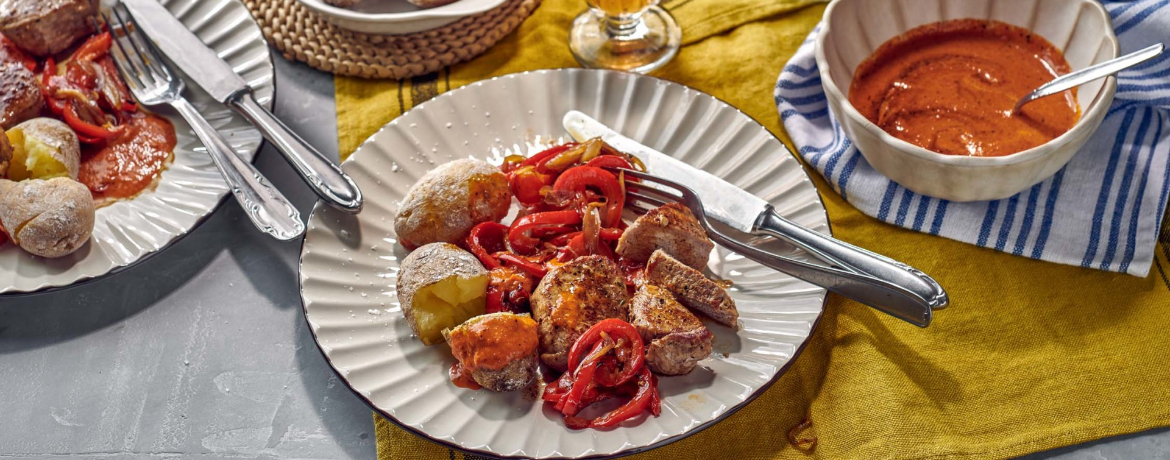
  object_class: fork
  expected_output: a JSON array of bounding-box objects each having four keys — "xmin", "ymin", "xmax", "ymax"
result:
[
  {"xmin": 619, "ymin": 168, "xmax": 945, "ymax": 327},
  {"xmin": 103, "ymin": 5, "xmax": 305, "ymax": 241}
]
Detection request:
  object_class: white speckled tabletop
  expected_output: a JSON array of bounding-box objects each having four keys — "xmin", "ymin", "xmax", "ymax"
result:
[{"xmin": 0, "ymin": 56, "xmax": 1165, "ymax": 459}]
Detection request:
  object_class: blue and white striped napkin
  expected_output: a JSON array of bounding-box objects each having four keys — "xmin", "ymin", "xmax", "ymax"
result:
[{"xmin": 775, "ymin": 0, "xmax": 1170, "ymax": 277}]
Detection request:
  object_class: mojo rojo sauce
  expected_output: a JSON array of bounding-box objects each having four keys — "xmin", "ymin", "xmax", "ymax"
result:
[
  {"xmin": 446, "ymin": 314, "xmax": 538, "ymax": 387},
  {"xmin": 848, "ymin": 19, "xmax": 1080, "ymax": 157},
  {"xmin": 78, "ymin": 113, "xmax": 176, "ymax": 204}
]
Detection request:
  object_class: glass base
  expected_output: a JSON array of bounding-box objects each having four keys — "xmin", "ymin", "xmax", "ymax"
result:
[{"xmin": 569, "ymin": 5, "xmax": 682, "ymax": 74}]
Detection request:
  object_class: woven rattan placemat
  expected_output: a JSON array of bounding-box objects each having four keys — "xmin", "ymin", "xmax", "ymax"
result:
[{"xmin": 242, "ymin": 0, "xmax": 541, "ymax": 79}]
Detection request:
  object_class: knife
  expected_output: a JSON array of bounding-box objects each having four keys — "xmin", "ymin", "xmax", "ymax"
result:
[
  {"xmin": 563, "ymin": 110, "xmax": 948, "ymax": 327},
  {"xmin": 121, "ymin": 0, "xmax": 363, "ymax": 214}
]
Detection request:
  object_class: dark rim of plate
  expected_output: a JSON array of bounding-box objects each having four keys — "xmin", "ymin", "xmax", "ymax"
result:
[{"xmin": 297, "ymin": 68, "xmax": 834, "ymax": 460}]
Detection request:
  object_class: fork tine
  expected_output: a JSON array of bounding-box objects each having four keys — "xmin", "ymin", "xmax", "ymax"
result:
[
  {"xmin": 110, "ymin": 5, "xmax": 167, "ymax": 84},
  {"xmin": 625, "ymin": 182, "xmax": 678, "ymax": 205},
  {"xmin": 102, "ymin": 12, "xmax": 148, "ymax": 91},
  {"xmin": 118, "ymin": 5, "xmax": 176, "ymax": 82}
]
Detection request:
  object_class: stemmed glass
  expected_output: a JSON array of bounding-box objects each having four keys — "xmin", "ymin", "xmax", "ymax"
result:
[{"xmin": 569, "ymin": 0, "xmax": 682, "ymax": 73}]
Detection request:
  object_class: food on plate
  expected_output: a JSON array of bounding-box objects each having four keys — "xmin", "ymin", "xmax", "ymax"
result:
[
  {"xmin": 6, "ymin": 118, "xmax": 80, "ymax": 181},
  {"xmin": 323, "ymin": 0, "xmax": 460, "ymax": 9},
  {"xmin": 0, "ymin": 177, "xmax": 94, "ymax": 258},
  {"xmin": 0, "ymin": 127, "xmax": 11, "ymax": 175},
  {"xmin": 392, "ymin": 139, "xmax": 743, "ymax": 429},
  {"xmin": 0, "ymin": 57, "xmax": 43, "ymax": 130},
  {"xmin": 443, "ymin": 312, "xmax": 539, "ymax": 392},
  {"xmin": 628, "ymin": 285, "xmax": 713, "ymax": 375},
  {"xmin": 323, "ymin": 0, "xmax": 362, "ymax": 7},
  {"xmin": 397, "ymin": 243, "xmax": 490, "ymax": 345},
  {"xmin": 848, "ymin": 19, "xmax": 1079, "ymax": 157},
  {"xmin": 616, "ymin": 202, "xmax": 714, "ymax": 270},
  {"xmin": 530, "ymin": 255, "xmax": 630, "ymax": 371},
  {"xmin": 646, "ymin": 249, "xmax": 738, "ymax": 327},
  {"xmin": 404, "ymin": 0, "xmax": 460, "ymax": 8},
  {"xmin": 0, "ymin": 0, "xmax": 97, "ymax": 56},
  {"xmin": 542, "ymin": 319, "xmax": 660, "ymax": 429},
  {"xmin": 394, "ymin": 158, "xmax": 511, "ymax": 249}
]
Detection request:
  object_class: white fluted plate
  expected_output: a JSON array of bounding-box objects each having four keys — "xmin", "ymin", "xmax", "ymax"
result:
[
  {"xmin": 0, "ymin": 0, "xmax": 274, "ymax": 295},
  {"xmin": 299, "ymin": 69, "xmax": 828, "ymax": 459}
]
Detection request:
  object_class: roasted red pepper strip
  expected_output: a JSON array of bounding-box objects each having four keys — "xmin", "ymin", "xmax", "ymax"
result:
[
  {"xmin": 553, "ymin": 166, "xmax": 625, "ymax": 227},
  {"xmin": 72, "ymin": 32, "xmax": 113, "ymax": 62},
  {"xmin": 584, "ymin": 155, "xmax": 634, "ymax": 170},
  {"xmin": 508, "ymin": 210, "xmax": 581, "ymax": 255},
  {"xmin": 496, "ymin": 253, "xmax": 548, "ymax": 278},
  {"xmin": 600, "ymin": 228, "xmax": 624, "ymax": 240},
  {"xmin": 586, "ymin": 368, "xmax": 656, "ymax": 428},
  {"xmin": 560, "ymin": 337, "xmax": 613, "ymax": 416},
  {"xmin": 63, "ymin": 101, "xmax": 118, "ymax": 141},
  {"xmin": 466, "ymin": 222, "xmax": 508, "ymax": 269},
  {"xmin": 519, "ymin": 143, "xmax": 576, "ymax": 169},
  {"xmin": 1, "ymin": 36, "xmax": 36, "ymax": 72},
  {"xmin": 567, "ymin": 319, "xmax": 644, "ymax": 386},
  {"xmin": 509, "ymin": 166, "xmax": 554, "ymax": 205}
]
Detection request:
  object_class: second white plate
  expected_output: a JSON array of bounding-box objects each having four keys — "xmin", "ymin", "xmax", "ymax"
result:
[{"xmin": 299, "ymin": 69, "xmax": 829, "ymax": 458}]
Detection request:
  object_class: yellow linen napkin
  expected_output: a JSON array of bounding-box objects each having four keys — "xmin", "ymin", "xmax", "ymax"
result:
[{"xmin": 334, "ymin": 1, "xmax": 1170, "ymax": 458}]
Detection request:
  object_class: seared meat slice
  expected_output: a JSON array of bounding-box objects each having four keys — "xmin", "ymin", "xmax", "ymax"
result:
[
  {"xmin": 616, "ymin": 202, "xmax": 714, "ymax": 270},
  {"xmin": 646, "ymin": 249, "xmax": 738, "ymax": 327},
  {"xmin": 629, "ymin": 285, "xmax": 712, "ymax": 375},
  {"xmin": 530, "ymin": 255, "xmax": 629, "ymax": 372},
  {"xmin": 0, "ymin": 0, "xmax": 97, "ymax": 56},
  {"xmin": 0, "ymin": 62, "xmax": 43, "ymax": 130}
]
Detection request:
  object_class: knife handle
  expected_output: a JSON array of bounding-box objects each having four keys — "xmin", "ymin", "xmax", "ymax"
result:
[
  {"xmin": 752, "ymin": 207, "xmax": 949, "ymax": 316},
  {"xmin": 229, "ymin": 91, "xmax": 364, "ymax": 214},
  {"xmin": 171, "ymin": 98, "xmax": 304, "ymax": 240}
]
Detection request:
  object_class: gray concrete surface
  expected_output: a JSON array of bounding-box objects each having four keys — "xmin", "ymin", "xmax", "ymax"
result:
[{"xmin": 0, "ymin": 54, "xmax": 1166, "ymax": 459}]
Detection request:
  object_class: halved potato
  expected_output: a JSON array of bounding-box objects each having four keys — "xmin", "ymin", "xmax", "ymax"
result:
[
  {"xmin": 397, "ymin": 243, "xmax": 489, "ymax": 345},
  {"xmin": 5, "ymin": 118, "xmax": 80, "ymax": 181}
]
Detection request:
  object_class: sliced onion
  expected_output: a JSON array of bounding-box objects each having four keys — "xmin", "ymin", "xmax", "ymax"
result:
[{"xmin": 582, "ymin": 204, "xmax": 602, "ymax": 255}]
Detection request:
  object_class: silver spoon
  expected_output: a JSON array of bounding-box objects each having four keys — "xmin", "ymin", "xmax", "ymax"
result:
[{"xmin": 1013, "ymin": 43, "xmax": 1165, "ymax": 114}]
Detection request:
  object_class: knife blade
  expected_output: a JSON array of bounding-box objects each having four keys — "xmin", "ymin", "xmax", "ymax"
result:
[
  {"xmin": 120, "ymin": 0, "xmax": 247, "ymax": 103},
  {"xmin": 120, "ymin": 0, "xmax": 364, "ymax": 213},
  {"xmin": 563, "ymin": 110, "xmax": 766, "ymax": 233}
]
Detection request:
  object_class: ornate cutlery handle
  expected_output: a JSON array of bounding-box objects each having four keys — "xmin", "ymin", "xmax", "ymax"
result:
[
  {"xmin": 172, "ymin": 98, "xmax": 305, "ymax": 240},
  {"xmin": 230, "ymin": 91, "xmax": 363, "ymax": 214}
]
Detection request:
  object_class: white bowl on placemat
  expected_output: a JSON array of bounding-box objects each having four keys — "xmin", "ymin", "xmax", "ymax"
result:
[
  {"xmin": 816, "ymin": 0, "xmax": 1119, "ymax": 202},
  {"xmin": 297, "ymin": 0, "xmax": 507, "ymax": 34}
]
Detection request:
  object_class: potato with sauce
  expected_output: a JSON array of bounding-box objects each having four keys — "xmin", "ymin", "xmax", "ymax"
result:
[
  {"xmin": 5, "ymin": 118, "xmax": 80, "ymax": 181},
  {"xmin": 394, "ymin": 159, "xmax": 511, "ymax": 249},
  {"xmin": 443, "ymin": 312, "xmax": 540, "ymax": 392},
  {"xmin": 397, "ymin": 243, "xmax": 490, "ymax": 345}
]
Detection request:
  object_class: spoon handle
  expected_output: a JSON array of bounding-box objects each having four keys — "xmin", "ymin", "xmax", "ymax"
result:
[{"xmin": 1014, "ymin": 43, "xmax": 1164, "ymax": 113}]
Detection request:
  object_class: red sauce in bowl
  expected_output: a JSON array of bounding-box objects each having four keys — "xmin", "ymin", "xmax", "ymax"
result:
[
  {"xmin": 848, "ymin": 19, "xmax": 1080, "ymax": 157},
  {"xmin": 78, "ymin": 112, "xmax": 176, "ymax": 203}
]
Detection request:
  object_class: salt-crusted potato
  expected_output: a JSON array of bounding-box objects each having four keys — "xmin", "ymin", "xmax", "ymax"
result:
[
  {"xmin": 443, "ymin": 312, "xmax": 540, "ymax": 392},
  {"xmin": 0, "ymin": 177, "xmax": 95, "ymax": 258},
  {"xmin": 0, "ymin": 129, "xmax": 11, "ymax": 177},
  {"xmin": 397, "ymin": 243, "xmax": 489, "ymax": 345},
  {"xmin": 5, "ymin": 118, "xmax": 80, "ymax": 181},
  {"xmin": 394, "ymin": 159, "xmax": 510, "ymax": 249}
]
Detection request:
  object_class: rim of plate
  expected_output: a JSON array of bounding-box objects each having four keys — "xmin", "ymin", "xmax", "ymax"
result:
[
  {"xmin": 0, "ymin": 0, "xmax": 276, "ymax": 297},
  {"xmin": 298, "ymin": 68, "xmax": 832, "ymax": 459},
  {"xmin": 296, "ymin": 0, "xmax": 508, "ymax": 23}
]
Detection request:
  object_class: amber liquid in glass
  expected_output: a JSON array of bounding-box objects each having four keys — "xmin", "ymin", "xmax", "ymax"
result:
[{"xmin": 586, "ymin": 0, "xmax": 656, "ymax": 16}]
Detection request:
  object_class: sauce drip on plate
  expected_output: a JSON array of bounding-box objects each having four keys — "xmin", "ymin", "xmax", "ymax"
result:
[
  {"xmin": 848, "ymin": 19, "xmax": 1080, "ymax": 157},
  {"xmin": 79, "ymin": 112, "xmax": 176, "ymax": 204}
]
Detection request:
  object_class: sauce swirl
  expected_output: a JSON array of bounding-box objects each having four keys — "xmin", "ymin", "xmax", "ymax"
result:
[
  {"xmin": 78, "ymin": 112, "xmax": 176, "ymax": 204},
  {"xmin": 848, "ymin": 19, "xmax": 1080, "ymax": 157}
]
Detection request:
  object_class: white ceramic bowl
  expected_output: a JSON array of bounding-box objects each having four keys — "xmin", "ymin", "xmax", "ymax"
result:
[
  {"xmin": 816, "ymin": 0, "xmax": 1119, "ymax": 202},
  {"xmin": 296, "ymin": 0, "xmax": 507, "ymax": 35}
]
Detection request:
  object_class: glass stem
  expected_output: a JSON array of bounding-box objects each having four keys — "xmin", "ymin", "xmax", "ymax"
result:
[{"xmin": 604, "ymin": 11, "xmax": 644, "ymax": 39}]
